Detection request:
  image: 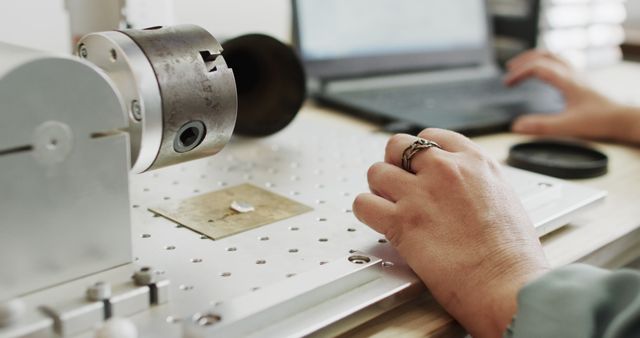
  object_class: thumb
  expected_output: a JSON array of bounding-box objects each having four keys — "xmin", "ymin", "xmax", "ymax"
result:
[{"xmin": 511, "ymin": 113, "xmax": 575, "ymax": 136}]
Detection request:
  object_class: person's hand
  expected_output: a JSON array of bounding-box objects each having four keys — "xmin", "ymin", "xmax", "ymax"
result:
[
  {"xmin": 353, "ymin": 129, "xmax": 550, "ymax": 338},
  {"xmin": 505, "ymin": 50, "xmax": 640, "ymax": 144}
]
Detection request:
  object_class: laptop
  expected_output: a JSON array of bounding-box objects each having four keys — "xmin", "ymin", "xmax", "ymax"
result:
[{"xmin": 292, "ymin": 0, "xmax": 565, "ymax": 134}]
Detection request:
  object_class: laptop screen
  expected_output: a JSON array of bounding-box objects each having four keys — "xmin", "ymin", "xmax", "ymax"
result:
[{"xmin": 293, "ymin": 0, "xmax": 494, "ymax": 78}]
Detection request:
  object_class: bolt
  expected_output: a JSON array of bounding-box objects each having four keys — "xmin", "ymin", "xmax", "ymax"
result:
[
  {"xmin": 131, "ymin": 100, "xmax": 142, "ymax": 121},
  {"xmin": 0, "ymin": 299, "xmax": 26, "ymax": 328},
  {"xmin": 86, "ymin": 282, "xmax": 112, "ymax": 302},
  {"xmin": 95, "ymin": 318, "xmax": 138, "ymax": 338},
  {"xmin": 78, "ymin": 44, "xmax": 88, "ymax": 58},
  {"xmin": 132, "ymin": 266, "xmax": 155, "ymax": 286}
]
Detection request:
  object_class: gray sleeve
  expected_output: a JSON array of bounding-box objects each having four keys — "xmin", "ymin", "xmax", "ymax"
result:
[{"xmin": 505, "ymin": 264, "xmax": 640, "ymax": 338}]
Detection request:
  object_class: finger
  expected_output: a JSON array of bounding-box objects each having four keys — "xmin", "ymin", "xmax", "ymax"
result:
[
  {"xmin": 507, "ymin": 50, "xmax": 569, "ymax": 71},
  {"xmin": 352, "ymin": 193, "xmax": 397, "ymax": 235},
  {"xmin": 385, "ymin": 129, "xmax": 471, "ymax": 163},
  {"xmin": 507, "ymin": 50, "xmax": 570, "ymax": 71},
  {"xmin": 384, "ymin": 132, "xmax": 466, "ymax": 175},
  {"xmin": 417, "ymin": 128, "xmax": 475, "ymax": 153},
  {"xmin": 384, "ymin": 129, "xmax": 472, "ymax": 170},
  {"xmin": 506, "ymin": 50, "xmax": 548, "ymax": 69},
  {"xmin": 367, "ymin": 162, "xmax": 417, "ymax": 202},
  {"xmin": 504, "ymin": 59, "xmax": 573, "ymax": 94},
  {"xmin": 384, "ymin": 133, "xmax": 447, "ymax": 169},
  {"xmin": 511, "ymin": 113, "xmax": 577, "ymax": 136}
]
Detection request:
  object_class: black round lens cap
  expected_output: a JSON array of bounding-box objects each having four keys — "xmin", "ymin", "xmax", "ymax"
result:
[{"xmin": 507, "ymin": 140, "xmax": 608, "ymax": 179}]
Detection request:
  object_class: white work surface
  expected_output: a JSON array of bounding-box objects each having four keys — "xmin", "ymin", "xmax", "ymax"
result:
[{"xmin": 127, "ymin": 62, "xmax": 640, "ymax": 338}]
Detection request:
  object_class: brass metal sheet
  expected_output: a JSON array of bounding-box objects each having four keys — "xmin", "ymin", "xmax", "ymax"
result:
[{"xmin": 150, "ymin": 184, "xmax": 313, "ymax": 239}]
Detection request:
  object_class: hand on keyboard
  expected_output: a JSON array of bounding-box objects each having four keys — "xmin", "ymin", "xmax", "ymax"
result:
[
  {"xmin": 505, "ymin": 50, "xmax": 640, "ymax": 145},
  {"xmin": 353, "ymin": 128, "xmax": 550, "ymax": 338}
]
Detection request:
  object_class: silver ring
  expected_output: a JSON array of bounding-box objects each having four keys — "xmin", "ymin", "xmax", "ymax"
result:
[{"xmin": 401, "ymin": 138, "xmax": 442, "ymax": 173}]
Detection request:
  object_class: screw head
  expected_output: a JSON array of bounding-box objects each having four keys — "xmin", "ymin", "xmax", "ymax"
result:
[
  {"xmin": 131, "ymin": 100, "xmax": 142, "ymax": 121},
  {"xmin": 95, "ymin": 318, "xmax": 138, "ymax": 338},
  {"xmin": 0, "ymin": 299, "xmax": 26, "ymax": 328},
  {"xmin": 132, "ymin": 266, "xmax": 155, "ymax": 286},
  {"xmin": 86, "ymin": 281, "xmax": 112, "ymax": 302},
  {"xmin": 78, "ymin": 44, "xmax": 88, "ymax": 58}
]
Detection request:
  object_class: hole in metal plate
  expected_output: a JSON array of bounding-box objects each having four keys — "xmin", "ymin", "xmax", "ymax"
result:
[
  {"xmin": 166, "ymin": 316, "xmax": 182, "ymax": 324},
  {"xmin": 193, "ymin": 312, "xmax": 222, "ymax": 326},
  {"xmin": 348, "ymin": 255, "xmax": 371, "ymax": 265},
  {"xmin": 382, "ymin": 261, "xmax": 395, "ymax": 268},
  {"xmin": 179, "ymin": 285, "xmax": 194, "ymax": 291}
]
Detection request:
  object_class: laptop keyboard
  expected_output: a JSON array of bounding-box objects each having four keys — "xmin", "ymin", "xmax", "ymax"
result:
[{"xmin": 331, "ymin": 77, "xmax": 528, "ymax": 113}]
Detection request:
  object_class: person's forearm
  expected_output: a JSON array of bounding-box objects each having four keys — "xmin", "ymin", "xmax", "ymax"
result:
[{"xmin": 609, "ymin": 105, "xmax": 640, "ymax": 145}]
